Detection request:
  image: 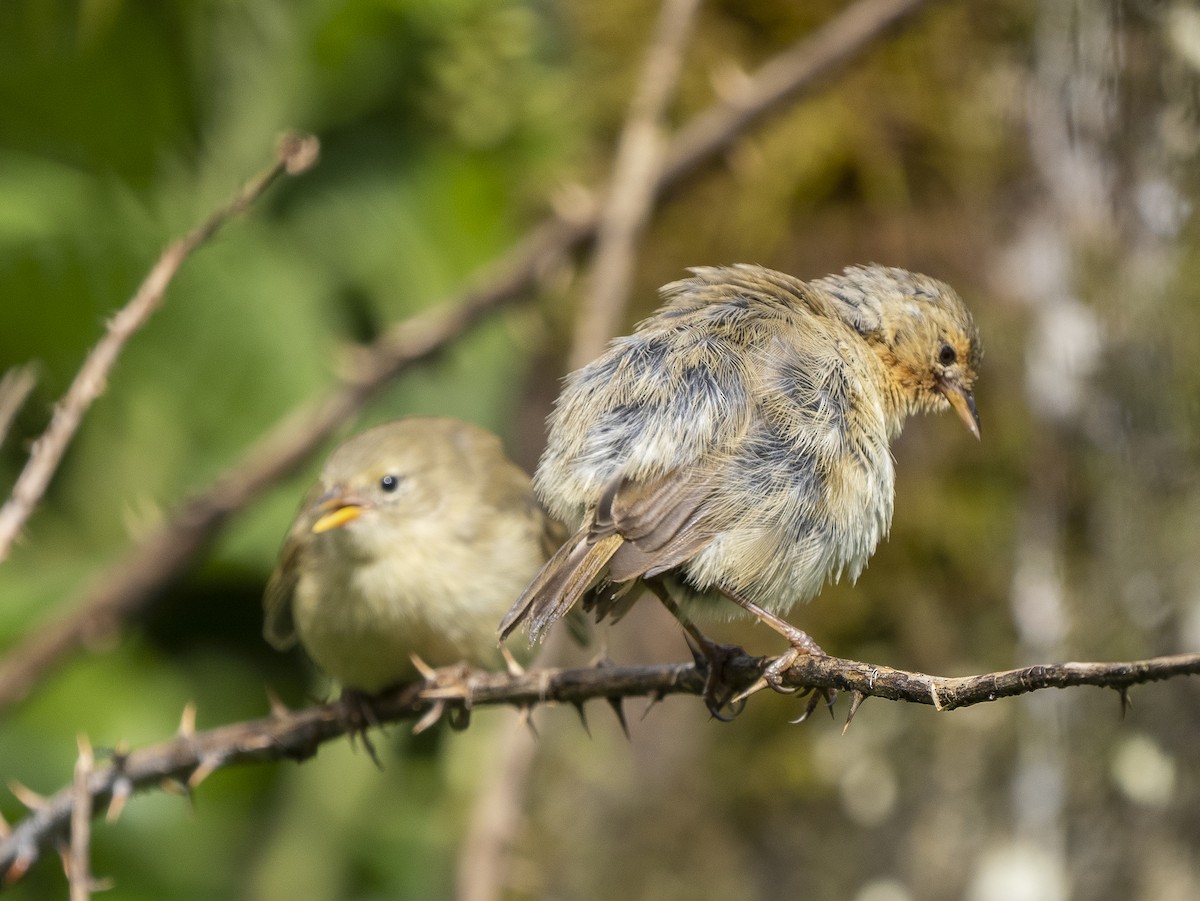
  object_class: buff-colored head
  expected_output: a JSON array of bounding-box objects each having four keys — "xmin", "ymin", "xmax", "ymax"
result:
[{"xmin": 814, "ymin": 265, "xmax": 981, "ymax": 438}]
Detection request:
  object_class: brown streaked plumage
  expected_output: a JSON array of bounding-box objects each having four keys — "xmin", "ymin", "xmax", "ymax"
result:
[
  {"xmin": 265, "ymin": 417, "xmax": 555, "ymax": 693},
  {"xmin": 500, "ymin": 264, "xmax": 981, "ymax": 681}
]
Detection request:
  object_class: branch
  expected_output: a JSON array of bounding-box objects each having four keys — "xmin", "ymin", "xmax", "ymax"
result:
[
  {"xmin": 0, "ymin": 0, "xmax": 939, "ymax": 714},
  {"xmin": 0, "ymin": 133, "xmax": 320, "ymax": 564},
  {"xmin": 462, "ymin": 2, "xmax": 701, "ymax": 895},
  {"xmin": 1, "ymin": 647, "xmax": 1197, "ymax": 889},
  {"xmin": 569, "ymin": 0, "xmax": 703, "ymax": 369},
  {"xmin": 0, "ymin": 365, "xmax": 38, "ymax": 452}
]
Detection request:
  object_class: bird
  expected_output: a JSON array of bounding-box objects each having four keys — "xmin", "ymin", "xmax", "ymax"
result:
[
  {"xmin": 499, "ymin": 264, "xmax": 981, "ymax": 700},
  {"xmin": 264, "ymin": 417, "xmax": 556, "ymax": 696}
]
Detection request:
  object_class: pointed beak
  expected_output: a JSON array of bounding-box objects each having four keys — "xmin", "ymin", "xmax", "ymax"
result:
[
  {"xmin": 938, "ymin": 377, "xmax": 981, "ymax": 440},
  {"xmin": 310, "ymin": 489, "xmax": 372, "ymax": 534}
]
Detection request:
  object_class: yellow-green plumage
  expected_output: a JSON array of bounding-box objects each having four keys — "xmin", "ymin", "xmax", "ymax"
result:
[{"xmin": 266, "ymin": 417, "xmax": 553, "ymax": 692}]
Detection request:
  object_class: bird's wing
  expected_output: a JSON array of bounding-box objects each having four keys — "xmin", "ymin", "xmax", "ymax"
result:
[
  {"xmin": 597, "ymin": 468, "xmax": 719, "ymax": 581},
  {"xmin": 262, "ymin": 540, "xmax": 300, "ymax": 650},
  {"xmin": 262, "ymin": 481, "xmax": 326, "ymax": 650},
  {"xmin": 499, "ymin": 466, "xmax": 720, "ymax": 642},
  {"xmin": 499, "ymin": 527, "xmax": 623, "ymax": 642}
]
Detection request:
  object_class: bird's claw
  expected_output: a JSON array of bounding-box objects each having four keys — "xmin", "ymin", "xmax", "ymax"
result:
[
  {"xmin": 335, "ymin": 688, "xmax": 385, "ymax": 767},
  {"xmin": 731, "ymin": 631, "xmax": 838, "ymax": 722},
  {"xmin": 682, "ymin": 631, "xmax": 747, "ymax": 720}
]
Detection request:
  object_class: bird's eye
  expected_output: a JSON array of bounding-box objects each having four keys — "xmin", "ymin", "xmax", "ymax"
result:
[
  {"xmin": 938, "ymin": 343, "xmax": 957, "ymax": 366},
  {"xmin": 379, "ymin": 474, "xmax": 401, "ymax": 493}
]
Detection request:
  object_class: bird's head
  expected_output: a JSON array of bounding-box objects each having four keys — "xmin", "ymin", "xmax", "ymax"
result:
[
  {"xmin": 303, "ymin": 421, "xmax": 454, "ymax": 558},
  {"xmin": 817, "ymin": 265, "xmax": 982, "ymax": 439}
]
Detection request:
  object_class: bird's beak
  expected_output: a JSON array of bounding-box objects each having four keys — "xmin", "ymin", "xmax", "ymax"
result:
[
  {"xmin": 310, "ymin": 491, "xmax": 372, "ymax": 534},
  {"xmin": 937, "ymin": 377, "xmax": 981, "ymax": 440}
]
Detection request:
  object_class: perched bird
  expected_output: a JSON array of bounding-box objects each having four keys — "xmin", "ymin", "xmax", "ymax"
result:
[
  {"xmin": 500, "ymin": 264, "xmax": 980, "ymax": 693},
  {"xmin": 264, "ymin": 417, "xmax": 554, "ymax": 694}
]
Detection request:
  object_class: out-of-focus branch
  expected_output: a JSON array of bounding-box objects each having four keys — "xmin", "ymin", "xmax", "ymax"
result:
[
  {"xmin": 658, "ymin": 0, "xmax": 933, "ymax": 194},
  {"xmin": 1, "ymin": 648, "xmax": 1197, "ymax": 890},
  {"xmin": 0, "ymin": 366, "xmax": 38, "ymax": 452},
  {"xmin": 462, "ymin": 3, "xmax": 702, "ymax": 898},
  {"xmin": 0, "ymin": 0, "xmax": 939, "ymax": 715},
  {"xmin": 0, "ymin": 134, "xmax": 320, "ymax": 564},
  {"xmin": 568, "ymin": 0, "xmax": 703, "ymax": 370},
  {"xmin": 67, "ymin": 736, "xmax": 103, "ymax": 901}
]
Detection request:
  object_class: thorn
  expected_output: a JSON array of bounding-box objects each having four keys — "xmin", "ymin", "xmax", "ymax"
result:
[
  {"xmin": 265, "ymin": 687, "xmax": 290, "ymax": 719},
  {"xmin": 640, "ymin": 692, "xmax": 665, "ymax": 722},
  {"xmin": 731, "ymin": 676, "xmax": 769, "ymax": 706},
  {"xmin": 500, "ymin": 645, "xmax": 525, "ymax": 677},
  {"xmin": 515, "ymin": 705, "xmax": 539, "ymax": 739},
  {"xmin": 1117, "ymin": 686, "xmax": 1132, "ymax": 719},
  {"xmin": 188, "ymin": 755, "xmax": 220, "ymax": 789},
  {"xmin": 606, "ymin": 697, "xmax": 631, "ymax": 740},
  {"xmin": 106, "ymin": 778, "xmax": 132, "ymax": 823},
  {"xmin": 158, "ymin": 778, "xmax": 192, "ymax": 811},
  {"xmin": 359, "ymin": 732, "xmax": 383, "ymax": 770},
  {"xmin": 76, "ymin": 733, "xmax": 94, "ymax": 768},
  {"xmin": 572, "ymin": 701, "xmax": 591, "ymax": 737},
  {"xmin": 412, "ymin": 699, "xmax": 445, "ymax": 735},
  {"xmin": 9, "ymin": 780, "xmax": 48, "ymax": 811},
  {"xmin": 4, "ymin": 845, "xmax": 35, "ymax": 885},
  {"xmin": 409, "ymin": 654, "xmax": 438, "ymax": 682},
  {"xmin": 448, "ymin": 705, "xmax": 471, "ymax": 732},
  {"xmin": 178, "ymin": 702, "xmax": 197, "ymax": 737},
  {"xmin": 842, "ymin": 691, "xmax": 866, "ymax": 735},
  {"xmin": 929, "ymin": 682, "xmax": 945, "ymax": 712}
]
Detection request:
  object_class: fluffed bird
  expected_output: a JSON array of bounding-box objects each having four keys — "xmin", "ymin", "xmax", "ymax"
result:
[
  {"xmin": 500, "ymin": 264, "xmax": 980, "ymax": 695},
  {"xmin": 265, "ymin": 417, "xmax": 555, "ymax": 694}
]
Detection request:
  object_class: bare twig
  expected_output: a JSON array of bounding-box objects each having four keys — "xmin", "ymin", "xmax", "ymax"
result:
[
  {"xmin": 68, "ymin": 736, "xmax": 96, "ymax": 901},
  {"xmin": 0, "ymin": 365, "xmax": 38, "ymax": 452},
  {"xmin": 0, "ymin": 133, "xmax": 320, "ymax": 564},
  {"xmin": 569, "ymin": 0, "xmax": 704, "ymax": 369},
  {"xmin": 1, "ymin": 648, "xmax": 1197, "ymax": 889},
  {"xmin": 465, "ymin": 3, "xmax": 702, "ymax": 895},
  {"xmin": 0, "ymin": 0, "xmax": 939, "ymax": 715},
  {"xmin": 455, "ymin": 719, "xmax": 539, "ymax": 901},
  {"xmin": 658, "ymin": 0, "xmax": 934, "ymax": 194}
]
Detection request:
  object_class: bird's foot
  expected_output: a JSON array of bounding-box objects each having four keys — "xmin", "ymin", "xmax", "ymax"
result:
[
  {"xmin": 410, "ymin": 657, "xmax": 475, "ymax": 733},
  {"xmin": 682, "ymin": 631, "xmax": 749, "ymax": 721},
  {"xmin": 335, "ymin": 687, "xmax": 386, "ymax": 767},
  {"xmin": 731, "ymin": 627, "xmax": 835, "ymax": 721}
]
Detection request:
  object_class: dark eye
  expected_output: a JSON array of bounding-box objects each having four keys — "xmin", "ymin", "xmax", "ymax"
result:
[
  {"xmin": 379, "ymin": 474, "xmax": 401, "ymax": 493},
  {"xmin": 938, "ymin": 343, "xmax": 957, "ymax": 366}
]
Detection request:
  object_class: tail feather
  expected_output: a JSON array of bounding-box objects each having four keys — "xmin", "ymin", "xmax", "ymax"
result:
[{"xmin": 500, "ymin": 530, "xmax": 624, "ymax": 642}]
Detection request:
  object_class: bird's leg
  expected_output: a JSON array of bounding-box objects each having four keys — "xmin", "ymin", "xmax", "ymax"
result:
[
  {"xmin": 718, "ymin": 586, "xmax": 834, "ymax": 712},
  {"xmin": 645, "ymin": 580, "xmax": 746, "ymax": 720}
]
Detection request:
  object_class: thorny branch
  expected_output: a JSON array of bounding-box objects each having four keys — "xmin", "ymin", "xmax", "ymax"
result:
[
  {"xmin": 0, "ymin": 0, "xmax": 939, "ymax": 714},
  {"xmin": 1, "ymin": 648, "xmax": 1197, "ymax": 889},
  {"xmin": 0, "ymin": 133, "xmax": 320, "ymax": 565}
]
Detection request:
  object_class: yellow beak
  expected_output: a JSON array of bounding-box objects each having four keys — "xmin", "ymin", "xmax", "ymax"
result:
[{"xmin": 310, "ymin": 491, "xmax": 371, "ymax": 534}]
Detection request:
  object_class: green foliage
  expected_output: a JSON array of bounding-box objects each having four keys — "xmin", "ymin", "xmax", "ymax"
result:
[{"xmin": 4, "ymin": 1, "xmax": 1200, "ymax": 899}]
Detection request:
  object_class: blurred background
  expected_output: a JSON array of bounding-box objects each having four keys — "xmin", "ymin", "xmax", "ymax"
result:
[{"xmin": 2, "ymin": 0, "xmax": 1200, "ymax": 898}]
